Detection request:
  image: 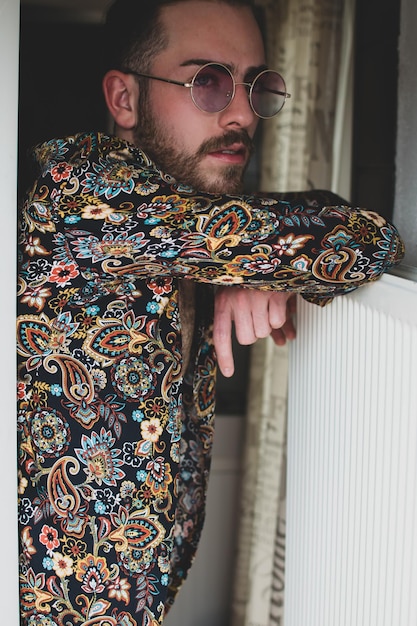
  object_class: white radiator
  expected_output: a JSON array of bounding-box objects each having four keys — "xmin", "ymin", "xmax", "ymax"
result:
[{"xmin": 287, "ymin": 269, "xmax": 417, "ymax": 626}]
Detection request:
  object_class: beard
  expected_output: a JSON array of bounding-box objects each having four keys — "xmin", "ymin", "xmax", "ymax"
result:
[{"xmin": 133, "ymin": 101, "xmax": 254, "ymax": 194}]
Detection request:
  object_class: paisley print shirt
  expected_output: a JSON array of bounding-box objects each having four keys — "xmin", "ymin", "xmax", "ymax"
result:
[{"xmin": 17, "ymin": 132, "xmax": 404, "ymax": 626}]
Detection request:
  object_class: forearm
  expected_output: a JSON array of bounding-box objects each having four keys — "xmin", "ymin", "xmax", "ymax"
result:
[{"xmin": 21, "ymin": 133, "xmax": 405, "ymax": 303}]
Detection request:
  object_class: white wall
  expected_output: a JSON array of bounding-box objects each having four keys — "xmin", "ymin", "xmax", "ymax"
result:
[
  {"xmin": 0, "ymin": 0, "xmax": 19, "ymax": 622},
  {"xmin": 394, "ymin": 0, "xmax": 417, "ymax": 268}
]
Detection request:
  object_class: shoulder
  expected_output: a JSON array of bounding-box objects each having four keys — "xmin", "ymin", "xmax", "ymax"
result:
[{"xmin": 31, "ymin": 131, "xmax": 154, "ymax": 176}]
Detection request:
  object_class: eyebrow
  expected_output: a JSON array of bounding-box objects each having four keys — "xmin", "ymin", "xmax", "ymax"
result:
[{"xmin": 180, "ymin": 58, "xmax": 269, "ymax": 76}]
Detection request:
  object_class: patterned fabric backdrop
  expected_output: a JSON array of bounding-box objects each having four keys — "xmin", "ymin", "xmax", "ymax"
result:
[{"xmin": 231, "ymin": 0, "xmax": 354, "ymax": 624}]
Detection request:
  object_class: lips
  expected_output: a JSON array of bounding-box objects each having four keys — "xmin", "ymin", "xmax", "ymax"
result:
[{"xmin": 207, "ymin": 143, "xmax": 248, "ymax": 164}]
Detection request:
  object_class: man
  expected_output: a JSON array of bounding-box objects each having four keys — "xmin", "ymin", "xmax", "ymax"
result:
[
  {"xmin": 17, "ymin": 1, "xmax": 404, "ymax": 625},
  {"xmin": 102, "ymin": 0, "xmax": 298, "ymax": 378}
]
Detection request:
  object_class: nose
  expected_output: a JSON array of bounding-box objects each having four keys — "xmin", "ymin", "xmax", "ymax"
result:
[{"xmin": 217, "ymin": 83, "xmax": 258, "ymax": 131}]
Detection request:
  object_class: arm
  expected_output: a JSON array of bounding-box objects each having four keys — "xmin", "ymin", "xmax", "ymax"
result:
[
  {"xmin": 22, "ymin": 133, "xmax": 404, "ymax": 300},
  {"xmin": 208, "ymin": 184, "xmax": 401, "ymax": 375},
  {"xmin": 212, "ymin": 191, "xmax": 349, "ymax": 376}
]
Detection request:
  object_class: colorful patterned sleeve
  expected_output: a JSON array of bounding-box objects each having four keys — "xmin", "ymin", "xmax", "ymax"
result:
[{"xmin": 23, "ymin": 132, "xmax": 404, "ymax": 305}]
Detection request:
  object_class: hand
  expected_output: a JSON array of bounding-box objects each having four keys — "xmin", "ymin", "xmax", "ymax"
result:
[{"xmin": 213, "ymin": 287, "xmax": 297, "ymax": 377}]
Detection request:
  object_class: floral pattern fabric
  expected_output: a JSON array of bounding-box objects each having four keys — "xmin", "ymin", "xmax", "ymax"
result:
[{"xmin": 17, "ymin": 132, "xmax": 404, "ymax": 626}]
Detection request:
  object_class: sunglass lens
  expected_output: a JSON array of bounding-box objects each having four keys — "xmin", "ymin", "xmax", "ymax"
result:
[
  {"xmin": 251, "ymin": 71, "xmax": 287, "ymax": 118},
  {"xmin": 191, "ymin": 64, "xmax": 234, "ymax": 113}
]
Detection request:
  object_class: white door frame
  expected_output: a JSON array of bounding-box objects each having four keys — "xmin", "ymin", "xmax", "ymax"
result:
[{"xmin": 1, "ymin": 0, "xmax": 20, "ymax": 622}]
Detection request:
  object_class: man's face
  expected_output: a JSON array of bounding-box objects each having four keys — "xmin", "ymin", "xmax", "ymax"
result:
[{"xmin": 133, "ymin": 1, "xmax": 265, "ymax": 193}]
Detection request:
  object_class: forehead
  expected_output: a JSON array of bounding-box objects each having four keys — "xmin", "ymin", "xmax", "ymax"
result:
[{"xmin": 154, "ymin": 1, "xmax": 265, "ymax": 72}]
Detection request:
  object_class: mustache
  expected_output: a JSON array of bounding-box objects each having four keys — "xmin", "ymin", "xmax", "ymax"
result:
[{"xmin": 197, "ymin": 130, "xmax": 255, "ymax": 157}]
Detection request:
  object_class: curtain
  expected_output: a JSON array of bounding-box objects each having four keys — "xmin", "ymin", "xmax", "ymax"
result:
[
  {"xmin": 394, "ymin": 0, "xmax": 417, "ymax": 267},
  {"xmin": 231, "ymin": 1, "xmax": 354, "ymax": 624}
]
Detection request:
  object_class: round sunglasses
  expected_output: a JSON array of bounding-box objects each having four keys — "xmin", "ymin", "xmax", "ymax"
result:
[{"xmin": 125, "ymin": 62, "xmax": 291, "ymax": 119}]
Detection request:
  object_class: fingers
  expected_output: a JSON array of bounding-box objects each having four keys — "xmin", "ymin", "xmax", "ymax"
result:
[
  {"xmin": 268, "ymin": 292, "xmax": 291, "ymax": 329},
  {"xmin": 213, "ymin": 289, "xmax": 235, "ymax": 378},
  {"xmin": 271, "ymin": 327, "xmax": 287, "ymax": 346},
  {"xmin": 271, "ymin": 315, "xmax": 296, "ymax": 345},
  {"xmin": 280, "ymin": 295, "xmax": 297, "ymax": 341},
  {"xmin": 213, "ymin": 288, "xmax": 297, "ymax": 378},
  {"xmin": 235, "ymin": 292, "xmax": 270, "ymax": 343}
]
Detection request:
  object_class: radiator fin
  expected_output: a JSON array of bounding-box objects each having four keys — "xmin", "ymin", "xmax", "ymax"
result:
[{"xmin": 287, "ymin": 274, "xmax": 417, "ymax": 626}]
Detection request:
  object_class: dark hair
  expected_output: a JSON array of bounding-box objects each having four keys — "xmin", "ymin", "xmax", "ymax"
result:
[{"xmin": 104, "ymin": 0, "xmax": 258, "ymax": 75}]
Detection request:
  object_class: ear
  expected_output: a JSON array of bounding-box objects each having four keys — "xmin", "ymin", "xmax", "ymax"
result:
[{"xmin": 102, "ymin": 70, "xmax": 139, "ymax": 131}]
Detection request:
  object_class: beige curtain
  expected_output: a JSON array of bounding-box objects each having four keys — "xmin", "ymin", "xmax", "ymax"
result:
[{"xmin": 231, "ymin": 0, "xmax": 354, "ymax": 624}]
